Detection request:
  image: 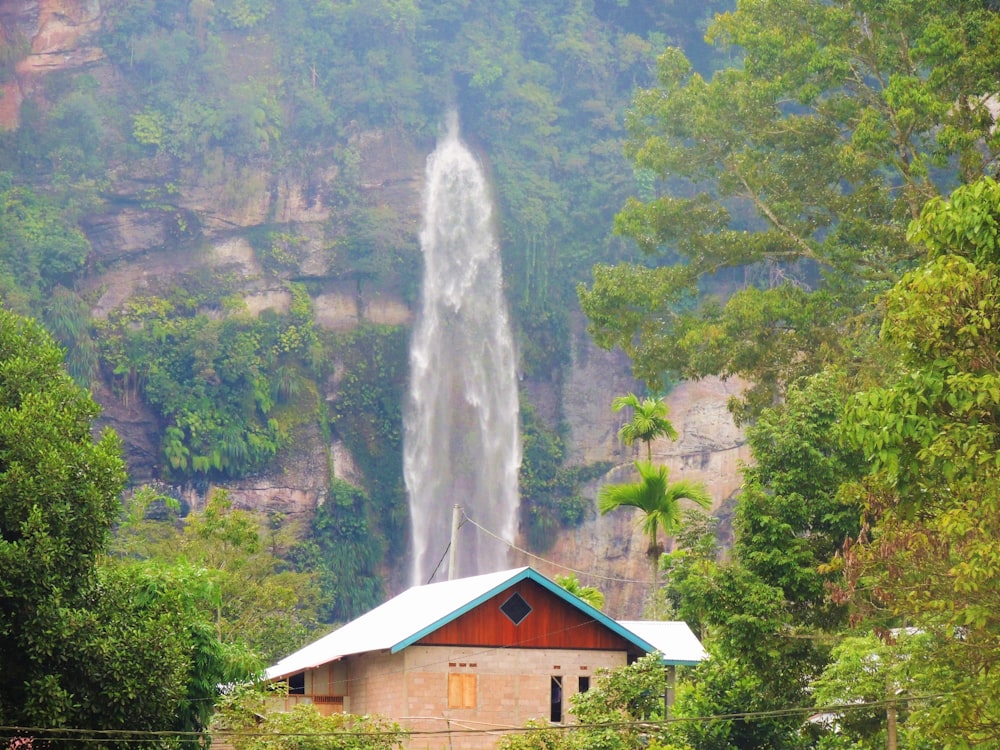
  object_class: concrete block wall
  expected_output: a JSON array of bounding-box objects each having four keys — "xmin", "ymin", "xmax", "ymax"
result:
[
  {"xmin": 353, "ymin": 646, "xmax": 628, "ymax": 750},
  {"xmin": 270, "ymin": 646, "xmax": 628, "ymax": 749}
]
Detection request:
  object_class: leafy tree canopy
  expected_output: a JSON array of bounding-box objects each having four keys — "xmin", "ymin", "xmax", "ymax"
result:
[
  {"xmin": 114, "ymin": 487, "xmax": 321, "ymax": 664},
  {"xmin": 0, "ymin": 309, "xmax": 253, "ymax": 744},
  {"xmin": 579, "ymin": 0, "xmax": 1000, "ymax": 420},
  {"xmin": 837, "ymin": 177, "xmax": 1000, "ymax": 746}
]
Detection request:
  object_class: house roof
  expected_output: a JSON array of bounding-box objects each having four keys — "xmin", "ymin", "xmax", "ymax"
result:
[
  {"xmin": 266, "ymin": 567, "xmax": 704, "ymax": 680},
  {"xmin": 618, "ymin": 620, "xmax": 708, "ymax": 666}
]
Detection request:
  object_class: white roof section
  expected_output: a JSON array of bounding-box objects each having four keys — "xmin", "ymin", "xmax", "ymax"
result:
[
  {"xmin": 618, "ymin": 620, "xmax": 707, "ymax": 666},
  {"xmin": 267, "ymin": 567, "xmax": 535, "ymax": 680},
  {"xmin": 266, "ymin": 567, "xmax": 706, "ymax": 680}
]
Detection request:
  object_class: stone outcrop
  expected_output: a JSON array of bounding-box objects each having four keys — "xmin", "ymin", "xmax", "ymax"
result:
[
  {"xmin": 4, "ymin": 4, "xmax": 749, "ymax": 619},
  {"xmin": 0, "ymin": 0, "xmax": 105, "ymax": 130},
  {"xmin": 529, "ymin": 365, "xmax": 749, "ymax": 617}
]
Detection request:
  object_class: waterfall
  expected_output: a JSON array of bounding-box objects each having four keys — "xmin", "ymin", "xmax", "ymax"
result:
[{"xmin": 405, "ymin": 113, "xmax": 521, "ymax": 585}]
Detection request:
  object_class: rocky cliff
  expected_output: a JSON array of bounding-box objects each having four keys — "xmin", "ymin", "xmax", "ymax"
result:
[{"xmin": 0, "ymin": 1, "xmax": 748, "ymax": 619}]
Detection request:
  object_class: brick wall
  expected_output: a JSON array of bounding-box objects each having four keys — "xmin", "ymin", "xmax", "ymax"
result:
[
  {"xmin": 267, "ymin": 646, "xmax": 629, "ymax": 749},
  {"xmin": 346, "ymin": 646, "xmax": 626, "ymax": 750}
]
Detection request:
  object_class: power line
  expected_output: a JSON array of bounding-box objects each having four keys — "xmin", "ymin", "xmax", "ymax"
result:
[
  {"xmin": 0, "ymin": 691, "xmax": 955, "ymax": 743},
  {"xmin": 462, "ymin": 511, "xmax": 652, "ymax": 585}
]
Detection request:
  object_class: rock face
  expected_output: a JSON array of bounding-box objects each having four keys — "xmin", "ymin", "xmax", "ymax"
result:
[
  {"xmin": 3, "ymin": 4, "xmax": 749, "ymax": 618},
  {"xmin": 0, "ymin": 0, "xmax": 104, "ymax": 130},
  {"xmin": 527, "ymin": 326, "xmax": 749, "ymax": 617}
]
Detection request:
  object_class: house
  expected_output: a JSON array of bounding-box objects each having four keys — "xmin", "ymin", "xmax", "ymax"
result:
[{"xmin": 265, "ymin": 566, "xmax": 705, "ymax": 749}]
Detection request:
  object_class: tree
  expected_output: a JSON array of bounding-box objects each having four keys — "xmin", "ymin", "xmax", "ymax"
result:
[
  {"xmin": 555, "ymin": 573, "xmax": 605, "ymax": 611},
  {"xmin": 837, "ymin": 177, "xmax": 1000, "ymax": 746},
  {"xmin": 579, "ymin": 0, "xmax": 1000, "ymax": 420},
  {"xmin": 0, "ymin": 309, "xmax": 127, "ymax": 725},
  {"xmin": 810, "ymin": 630, "xmax": 939, "ymax": 749},
  {"xmin": 612, "ymin": 391, "xmax": 678, "ymax": 461},
  {"xmin": 214, "ymin": 683, "xmax": 405, "ymax": 750},
  {"xmin": 0, "ymin": 310, "xmax": 253, "ymax": 744},
  {"xmin": 736, "ymin": 369, "xmax": 865, "ymax": 629},
  {"xmin": 113, "ymin": 487, "xmax": 321, "ymax": 664},
  {"xmin": 598, "ymin": 460, "xmax": 711, "ymax": 564},
  {"xmin": 655, "ymin": 372, "xmax": 870, "ymax": 748},
  {"xmin": 496, "ymin": 653, "xmax": 686, "ymax": 750}
]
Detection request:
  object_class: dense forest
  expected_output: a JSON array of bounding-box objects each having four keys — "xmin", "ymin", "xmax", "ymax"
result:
[{"xmin": 3, "ymin": 0, "xmax": 1000, "ymax": 747}]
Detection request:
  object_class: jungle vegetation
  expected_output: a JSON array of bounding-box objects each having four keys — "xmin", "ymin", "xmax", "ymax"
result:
[
  {"xmin": 0, "ymin": 0, "xmax": 728, "ymax": 622},
  {"xmin": 4, "ymin": 0, "xmax": 1000, "ymax": 746}
]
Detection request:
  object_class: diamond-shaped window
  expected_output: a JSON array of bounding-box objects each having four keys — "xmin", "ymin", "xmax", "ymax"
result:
[{"xmin": 500, "ymin": 592, "xmax": 532, "ymax": 625}]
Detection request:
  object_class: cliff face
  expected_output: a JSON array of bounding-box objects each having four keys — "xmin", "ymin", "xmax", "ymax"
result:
[
  {"xmin": 81, "ymin": 126, "xmax": 425, "ymax": 520},
  {"xmin": 1, "ymin": 3, "xmax": 748, "ymax": 617},
  {"xmin": 536, "ymin": 319, "xmax": 750, "ymax": 616},
  {"xmin": 0, "ymin": 1, "xmax": 104, "ymax": 130}
]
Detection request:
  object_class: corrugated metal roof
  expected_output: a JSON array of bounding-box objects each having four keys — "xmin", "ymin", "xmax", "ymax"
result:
[
  {"xmin": 617, "ymin": 620, "xmax": 707, "ymax": 666},
  {"xmin": 266, "ymin": 567, "xmax": 704, "ymax": 680}
]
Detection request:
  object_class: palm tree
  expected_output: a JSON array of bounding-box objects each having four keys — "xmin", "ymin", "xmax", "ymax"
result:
[
  {"xmin": 598, "ymin": 460, "xmax": 712, "ymax": 566},
  {"xmin": 612, "ymin": 393, "xmax": 677, "ymax": 462}
]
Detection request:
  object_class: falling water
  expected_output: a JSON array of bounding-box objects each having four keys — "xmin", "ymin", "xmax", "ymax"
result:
[{"xmin": 405, "ymin": 112, "xmax": 521, "ymax": 585}]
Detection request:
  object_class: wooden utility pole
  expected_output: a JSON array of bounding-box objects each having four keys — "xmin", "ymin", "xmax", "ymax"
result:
[
  {"xmin": 887, "ymin": 695, "xmax": 898, "ymax": 750},
  {"xmin": 448, "ymin": 505, "xmax": 462, "ymax": 580}
]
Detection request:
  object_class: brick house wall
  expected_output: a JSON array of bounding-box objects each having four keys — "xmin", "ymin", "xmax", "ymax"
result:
[{"xmin": 345, "ymin": 645, "xmax": 627, "ymax": 750}]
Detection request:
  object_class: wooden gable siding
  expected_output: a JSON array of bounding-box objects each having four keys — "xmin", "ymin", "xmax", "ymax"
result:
[{"xmin": 415, "ymin": 579, "xmax": 634, "ymax": 651}]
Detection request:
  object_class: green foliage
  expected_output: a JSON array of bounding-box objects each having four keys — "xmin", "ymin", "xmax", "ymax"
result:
[
  {"xmin": 292, "ymin": 479, "xmax": 385, "ymax": 623},
  {"xmin": 612, "ymin": 392, "xmax": 678, "ymax": 461},
  {"xmin": 0, "ymin": 176, "xmax": 91, "ymax": 315},
  {"xmin": 555, "ymin": 574, "xmax": 605, "ymax": 611},
  {"xmin": 331, "ymin": 204, "xmax": 420, "ymax": 283},
  {"xmin": 113, "ymin": 488, "xmax": 321, "ymax": 663},
  {"xmin": 519, "ymin": 403, "xmax": 608, "ymax": 550},
  {"xmin": 907, "ymin": 175, "xmax": 1000, "ymax": 266},
  {"xmin": 98, "ymin": 290, "xmax": 324, "ymax": 480},
  {"xmin": 499, "ymin": 653, "xmax": 690, "ymax": 750},
  {"xmin": 579, "ymin": 0, "xmax": 1000, "ymax": 418},
  {"xmin": 495, "ymin": 720, "xmax": 569, "ymax": 750},
  {"xmin": 101, "ymin": 559, "xmax": 261, "ymax": 744},
  {"xmin": 810, "ymin": 630, "xmax": 939, "ymax": 749},
  {"xmin": 216, "ymin": 683, "xmax": 405, "ymax": 750},
  {"xmin": 662, "ymin": 517, "xmax": 826, "ymax": 748},
  {"xmin": 328, "ymin": 325, "xmax": 408, "ymax": 556},
  {"xmin": 738, "ymin": 370, "xmax": 864, "ymax": 627},
  {"xmin": 599, "ymin": 460, "xmax": 711, "ymax": 560},
  {"xmin": 43, "ymin": 285, "xmax": 99, "ymax": 386},
  {"xmin": 0, "ymin": 310, "xmax": 253, "ymax": 743},
  {"xmin": 215, "ymin": 0, "xmax": 273, "ymax": 30},
  {"xmin": 837, "ymin": 177, "xmax": 1000, "ymax": 746},
  {"xmin": 0, "ymin": 310, "xmax": 125, "ymax": 602}
]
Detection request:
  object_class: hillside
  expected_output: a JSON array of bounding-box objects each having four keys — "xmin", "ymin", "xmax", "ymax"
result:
[{"xmin": 0, "ymin": 0, "xmax": 738, "ymax": 617}]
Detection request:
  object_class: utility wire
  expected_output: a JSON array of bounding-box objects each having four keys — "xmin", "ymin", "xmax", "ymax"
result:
[
  {"xmin": 0, "ymin": 691, "xmax": 955, "ymax": 743},
  {"xmin": 462, "ymin": 511, "xmax": 652, "ymax": 585}
]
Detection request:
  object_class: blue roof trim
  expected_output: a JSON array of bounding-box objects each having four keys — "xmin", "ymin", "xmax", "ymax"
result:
[
  {"xmin": 524, "ymin": 570, "xmax": 660, "ymax": 655},
  {"xmin": 391, "ymin": 568, "xmax": 532, "ymax": 653},
  {"xmin": 390, "ymin": 568, "xmax": 660, "ymax": 656}
]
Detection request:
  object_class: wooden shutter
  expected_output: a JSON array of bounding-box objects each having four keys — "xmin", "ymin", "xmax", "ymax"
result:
[{"xmin": 448, "ymin": 673, "xmax": 476, "ymax": 708}]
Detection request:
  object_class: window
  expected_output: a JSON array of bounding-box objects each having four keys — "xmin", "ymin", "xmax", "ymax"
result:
[
  {"xmin": 448, "ymin": 673, "xmax": 477, "ymax": 708},
  {"xmin": 550, "ymin": 676, "xmax": 563, "ymax": 723},
  {"xmin": 288, "ymin": 672, "xmax": 305, "ymax": 695},
  {"xmin": 578, "ymin": 676, "xmax": 590, "ymax": 694},
  {"xmin": 500, "ymin": 592, "xmax": 532, "ymax": 625}
]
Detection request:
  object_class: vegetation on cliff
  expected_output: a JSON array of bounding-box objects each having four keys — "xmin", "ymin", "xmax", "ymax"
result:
[
  {"xmin": 0, "ymin": 0, "xmax": 729, "ymax": 619},
  {"xmin": 0, "ymin": 309, "xmax": 253, "ymax": 744}
]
